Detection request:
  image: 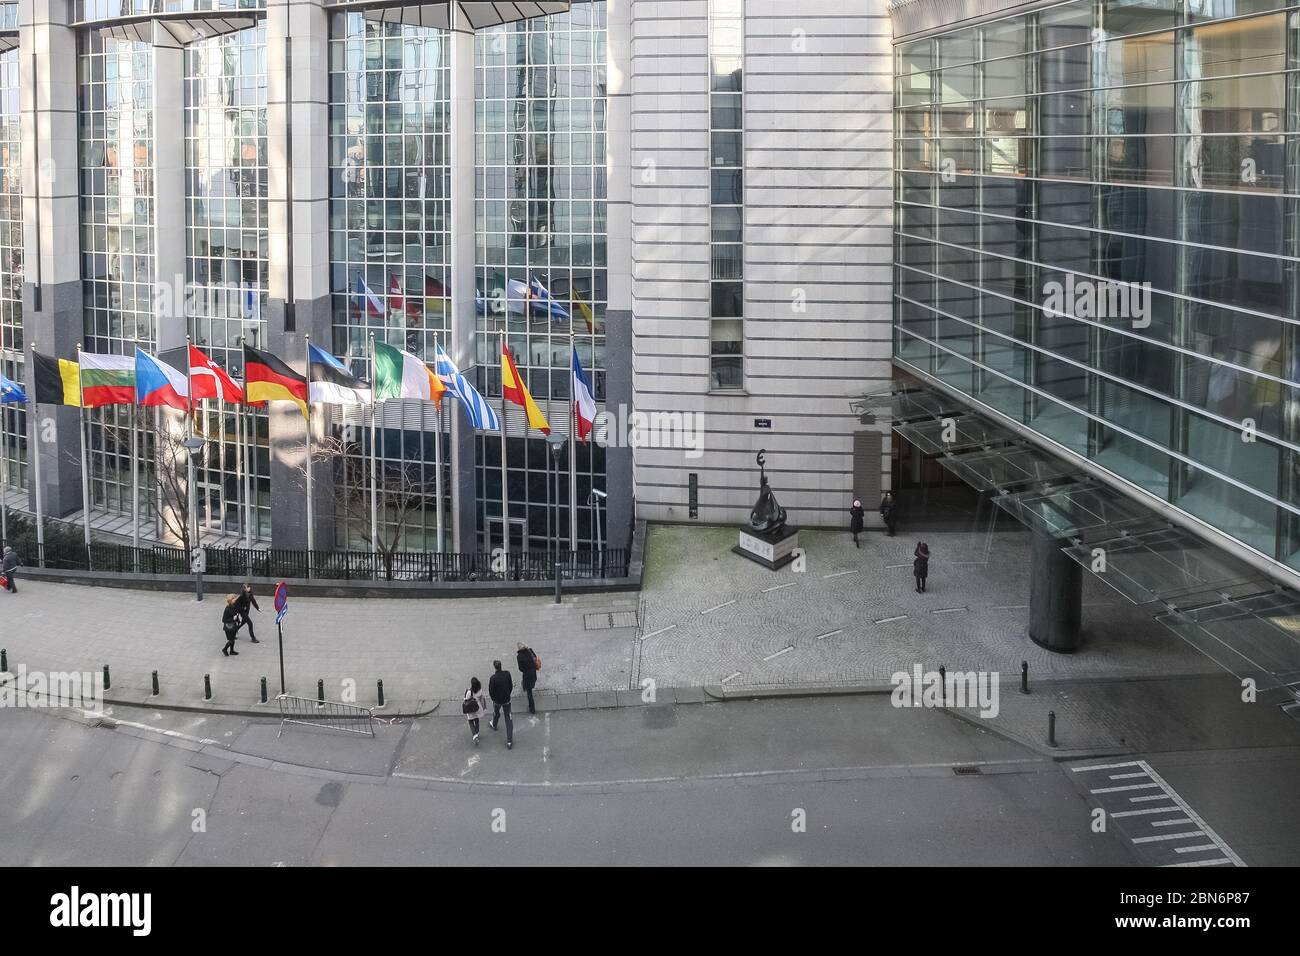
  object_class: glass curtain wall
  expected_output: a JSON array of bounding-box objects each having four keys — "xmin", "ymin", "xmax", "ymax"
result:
[
  {"xmin": 327, "ymin": 12, "xmax": 452, "ymax": 551},
  {"xmin": 185, "ymin": 25, "xmax": 270, "ymax": 541},
  {"xmin": 893, "ymin": 0, "xmax": 1300, "ymax": 569},
  {"xmin": 474, "ymin": 0, "xmax": 608, "ymax": 552},
  {"xmin": 0, "ymin": 42, "xmax": 25, "ymax": 500}
]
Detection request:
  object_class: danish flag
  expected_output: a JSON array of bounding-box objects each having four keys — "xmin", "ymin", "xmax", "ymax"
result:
[{"xmin": 189, "ymin": 344, "xmax": 246, "ymax": 403}]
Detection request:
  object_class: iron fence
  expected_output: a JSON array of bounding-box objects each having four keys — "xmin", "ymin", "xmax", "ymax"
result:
[{"xmin": 276, "ymin": 694, "xmax": 375, "ymax": 738}]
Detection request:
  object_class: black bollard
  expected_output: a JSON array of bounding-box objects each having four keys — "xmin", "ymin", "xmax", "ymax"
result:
[
  {"xmin": 1, "ymin": 647, "xmax": 6, "ymax": 672},
  {"xmin": 376, "ymin": 679, "xmax": 385, "ymax": 708},
  {"xmin": 204, "ymin": 674, "xmax": 212, "ymax": 701},
  {"xmin": 103, "ymin": 665, "xmax": 110, "ymax": 692},
  {"xmin": 1048, "ymin": 710, "xmax": 1057, "ymax": 748},
  {"xmin": 317, "ymin": 679, "xmax": 325, "ymax": 708},
  {"xmin": 1020, "ymin": 660, "xmax": 1029, "ymax": 695},
  {"xmin": 938, "ymin": 665, "xmax": 946, "ymax": 706},
  {"xmin": 151, "ymin": 671, "xmax": 159, "ymax": 697},
  {"xmin": 260, "ymin": 677, "xmax": 268, "ymax": 705}
]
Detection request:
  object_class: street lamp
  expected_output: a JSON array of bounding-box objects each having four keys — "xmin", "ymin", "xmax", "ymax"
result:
[
  {"xmin": 545, "ymin": 432, "xmax": 568, "ymax": 605},
  {"xmin": 589, "ymin": 487, "xmax": 606, "ymax": 577},
  {"xmin": 183, "ymin": 436, "xmax": 205, "ymax": 602}
]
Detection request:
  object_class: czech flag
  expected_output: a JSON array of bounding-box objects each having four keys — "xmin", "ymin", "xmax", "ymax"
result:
[
  {"xmin": 572, "ymin": 347, "xmax": 596, "ymax": 443},
  {"xmin": 135, "ymin": 348, "xmax": 190, "ymax": 412}
]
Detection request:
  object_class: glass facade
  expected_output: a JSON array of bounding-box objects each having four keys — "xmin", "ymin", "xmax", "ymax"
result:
[
  {"xmin": 894, "ymin": 0, "xmax": 1300, "ymax": 571},
  {"xmin": 708, "ymin": 0, "xmax": 744, "ymax": 390},
  {"xmin": 0, "ymin": 40, "xmax": 24, "ymax": 497},
  {"xmin": 474, "ymin": 0, "xmax": 608, "ymax": 551}
]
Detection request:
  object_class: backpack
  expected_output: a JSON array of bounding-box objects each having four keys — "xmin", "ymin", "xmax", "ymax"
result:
[{"xmin": 461, "ymin": 693, "xmax": 479, "ymax": 715}]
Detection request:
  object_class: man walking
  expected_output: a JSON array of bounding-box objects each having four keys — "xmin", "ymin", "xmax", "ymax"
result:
[
  {"xmin": 516, "ymin": 642, "xmax": 539, "ymax": 714},
  {"xmin": 233, "ymin": 582, "xmax": 261, "ymax": 643},
  {"xmin": 1, "ymin": 545, "xmax": 19, "ymax": 594},
  {"xmin": 488, "ymin": 660, "xmax": 514, "ymax": 749},
  {"xmin": 880, "ymin": 491, "xmax": 899, "ymax": 538}
]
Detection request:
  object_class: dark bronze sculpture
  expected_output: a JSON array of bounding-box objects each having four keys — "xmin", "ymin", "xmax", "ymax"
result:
[{"xmin": 748, "ymin": 450, "xmax": 787, "ymax": 534}]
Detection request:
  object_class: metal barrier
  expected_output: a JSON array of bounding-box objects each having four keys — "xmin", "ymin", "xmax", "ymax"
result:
[{"xmin": 276, "ymin": 694, "xmax": 376, "ymax": 738}]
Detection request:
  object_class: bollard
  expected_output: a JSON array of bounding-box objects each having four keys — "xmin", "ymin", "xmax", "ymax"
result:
[
  {"xmin": 1048, "ymin": 710, "xmax": 1057, "ymax": 748},
  {"xmin": 1, "ymin": 647, "xmax": 6, "ymax": 672},
  {"xmin": 317, "ymin": 679, "xmax": 325, "ymax": 708},
  {"xmin": 260, "ymin": 677, "xmax": 268, "ymax": 705},
  {"xmin": 204, "ymin": 673, "xmax": 212, "ymax": 701},
  {"xmin": 376, "ymin": 679, "xmax": 385, "ymax": 708},
  {"xmin": 1020, "ymin": 660, "xmax": 1029, "ymax": 695},
  {"xmin": 151, "ymin": 671, "xmax": 159, "ymax": 697},
  {"xmin": 938, "ymin": 665, "xmax": 946, "ymax": 706},
  {"xmin": 103, "ymin": 665, "xmax": 110, "ymax": 692}
]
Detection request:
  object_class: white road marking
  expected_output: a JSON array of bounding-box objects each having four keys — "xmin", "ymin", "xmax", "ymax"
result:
[
  {"xmin": 931, "ymin": 607, "xmax": 966, "ymax": 615},
  {"xmin": 1139, "ymin": 761, "xmax": 1246, "ymax": 866},
  {"xmin": 762, "ymin": 646, "xmax": 795, "ymax": 662},
  {"xmin": 1175, "ymin": 844, "xmax": 1222, "ymax": 854},
  {"xmin": 1073, "ymin": 761, "xmax": 1143, "ymax": 773},
  {"xmin": 991, "ymin": 604, "xmax": 1030, "ymax": 610},
  {"xmin": 459, "ymin": 754, "xmax": 480, "ymax": 777},
  {"xmin": 875, "ymin": 615, "xmax": 908, "ymax": 624},
  {"xmin": 720, "ymin": 671, "xmax": 742, "ymax": 684},
  {"xmin": 701, "ymin": 600, "xmax": 736, "ymax": 615},
  {"xmin": 1091, "ymin": 783, "xmax": 1162, "ymax": 793},
  {"xmin": 543, "ymin": 713, "xmax": 551, "ymax": 763},
  {"xmin": 1129, "ymin": 794, "xmax": 1174, "ymax": 803},
  {"xmin": 1112, "ymin": 807, "xmax": 1186, "ymax": 818},
  {"xmin": 1151, "ymin": 817, "xmax": 1193, "ymax": 827},
  {"xmin": 815, "ymin": 630, "xmax": 842, "ymax": 641},
  {"xmin": 1133, "ymin": 830, "xmax": 1204, "ymax": 844},
  {"xmin": 1164, "ymin": 858, "xmax": 1234, "ymax": 867},
  {"xmin": 822, "ymin": 569, "xmax": 860, "ymax": 579},
  {"xmin": 640, "ymin": 624, "xmax": 676, "ymax": 641},
  {"xmin": 761, "ymin": 582, "xmax": 797, "ymax": 593},
  {"xmin": 1109, "ymin": 772, "xmax": 1149, "ymax": 779}
]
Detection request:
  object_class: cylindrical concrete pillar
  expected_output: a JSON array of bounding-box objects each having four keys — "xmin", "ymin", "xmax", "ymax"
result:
[{"xmin": 1029, "ymin": 528, "xmax": 1083, "ymax": 652}]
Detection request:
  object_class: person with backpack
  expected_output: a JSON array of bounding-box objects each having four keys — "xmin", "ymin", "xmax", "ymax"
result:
[
  {"xmin": 516, "ymin": 642, "xmax": 540, "ymax": 715},
  {"xmin": 488, "ymin": 660, "xmax": 514, "ymax": 749},
  {"xmin": 463, "ymin": 677, "xmax": 488, "ymax": 745},
  {"xmin": 221, "ymin": 595, "xmax": 243, "ymax": 656},
  {"xmin": 848, "ymin": 499, "xmax": 865, "ymax": 548},
  {"xmin": 913, "ymin": 542, "xmax": 930, "ymax": 593},
  {"xmin": 233, "ymin": 583, "xmax": 261, "ymax": 643},
  {"xmin": 1, "ymin": 545, "xmax": 20, "ymax": 593}
]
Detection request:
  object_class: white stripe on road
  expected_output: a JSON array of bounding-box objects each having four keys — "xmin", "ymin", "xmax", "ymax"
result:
[
  {"xmin": 1139, "ymin": 761, "xmax": 1246, "ymax": 866},
  {"xmin": 874, "ymin": 615, "xmax": 908, "ymax": 624},
  {"xmin": 1112, "ymin": 807, "xmax": 1186, "ymax": 818},
  {"xmin": 1091, "ymin": 783, "xmax": 1162, "ymax": 794},
  {"xmin": 1130, "ymin": 794, "xmax": 1174, "ymax": 803},
  {"xmin": 823, "ymin": 569, "xmax": 860, "ymax": 579},
  {"xmin": 720, "ymin": 671, "xmax": 742, "ymax": 684},
  {"xmin": 1133, "ymin": 831, "xmax": 1204, "ymax": 844},
  {"xmin": 761, "ymin": 582, "xmax": 797, "ymax": 593},
  {"xmin": 815, "ymin": 630, "xmax": 842, "ymax": 641},
  {"xmin": 931, "ymin": 607, "xmax": 966, "ymax": 614},
  {"xmin": 1163, "ymin": 858, "xmax": 1234, "ymax": 867},
  {"xmin": 1151, "ymin": 817, "xmax": 1193, "ymax": 827},
  {"xmin": 640, "ymin": 624, "xmax": 676, "ymax": 641},
  {"xmin": 1109, "ymin": 772, "xmax": 1150, "ymax": 779},
  {"xmin": 1175, "ymin": 844, "xmax": 1223, "ymax": 854},
  {"xmin": 762, "ymin": 646, "xmax": 794, "ymax": 662},
  {"xmin": 701, "ymin": 600, "xmax": 736, "ymax": 615},
  {"xmin": 1073, "ymin": 761, "xmax": 1143, "ymax": 773}
]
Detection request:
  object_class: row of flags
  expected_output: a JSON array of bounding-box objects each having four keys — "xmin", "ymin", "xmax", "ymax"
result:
[{"xmin": 8, "ymin": 340, "xmax": 599, "ymax": 443}]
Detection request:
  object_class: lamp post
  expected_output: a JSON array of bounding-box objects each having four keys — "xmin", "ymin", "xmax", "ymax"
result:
[
  {"xmin": 589, "ymin": 486, "xmax": 606, "ymax": 577},
  {"xmin": 183, "ymin": 436, "xmax": 205, "ymax": 601},
  {"xmin": 545, "ymin": 432, "xmax": 568, "ymax": 604}
]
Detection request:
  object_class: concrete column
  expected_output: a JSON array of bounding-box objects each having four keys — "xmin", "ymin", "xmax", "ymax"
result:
[
  {"xmin": 19, "ymin": 0, "xmax": 81, "ymax": 519},
  {"xmin": 152, "ymin": 31, "xmax": 186, "ymax": 351},
  {"xmin": 265, "ymin": 0, "xmax": 333, "ymax": 549},
  {"xmin": 1028, "ymin": 528, "xmax": 1083, "ymax": 652},
  {"xmin": 603, "ymin": 0, "xmax": 632, "ymax": 549},
  {"xmin": 447, "ymin": 4, "xmax": 476, "ymax": 552}
]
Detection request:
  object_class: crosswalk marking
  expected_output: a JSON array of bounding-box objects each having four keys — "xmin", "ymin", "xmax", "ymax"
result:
[
  {"xmin": 1090, "ymin": 782, "xmax": 1161, "ymax": 794},
  {"xmin": 1133, "ymin": 830, "xmax": 1204, "ymax": 843}
]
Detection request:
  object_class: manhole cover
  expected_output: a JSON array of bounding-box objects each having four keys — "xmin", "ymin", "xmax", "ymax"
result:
[
  {"xmin": 952, "ymin": 766, "xmax": 982, "ymax": 776},
  {"xmin": 584, "ymin": 611, "xmax": 639, "ymax": 630}
]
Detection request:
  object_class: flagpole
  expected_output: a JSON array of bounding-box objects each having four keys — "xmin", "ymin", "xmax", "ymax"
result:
[
  {"xmin": 368, "ymin": 331, "xmax": 378, "ymax": 554},
  {"xmin": 435, "ymin": 382, "xmax": 445, "ymax": 556},
  {"xmin": 244, "ymin": 404, "xmax": 254, "ymax": 548},
  {"xmin": 1, "ymin": 395, "xmax": 9, "ymax": 547},
  {"xmin": 235, "ymin": 388, "xmax": 245, "ymax": 544},
  {"xmin": 304, "ymin": 333, "xmax": 314, "ymax": 574},
  {"xmin": 154, "ymin": 407, "xmax": 163, "ymax": 539},
  {"xmin": 29, "ymin": 348, "xmax": 45, "ymax": 566},
  {"xmin": 76, "ymin": 343, "xmax": 91, "ymax": 553},
  {"xmin": 568, "ymin": 332, "xmax": 578, "ymax": 549},
  {"xmin": 130, "ymin": 402, "xmax": 140, "ymax": 564},
  {"xmin": 498, "ymin": 332, "xmax": 509, "ymax": 553}
]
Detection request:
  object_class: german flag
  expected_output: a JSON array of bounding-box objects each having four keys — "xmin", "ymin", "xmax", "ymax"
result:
[
  {"xmin": 32, "ymin": 351, "xmax": 81, "ymax": 406},
  {"xmin": 243, "ymin": 344, "xmax": 308, "ymax": 419}
]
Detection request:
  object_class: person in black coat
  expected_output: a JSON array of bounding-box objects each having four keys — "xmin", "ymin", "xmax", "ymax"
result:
[
  {"xmin": 221, "ymin": 595, "xmax": 243, "ymax": 656},
  {"xmin": 233, "ymin": 583, "xmax": 260, "ymax": 643},
  {"xmin": 848, "ymin": 499, "xmax": 865, "ymax": 548},
  {"xmin": 487, "ymin": 660, "xmax": 514, "ymax": 749},
  {"xmin": 880, "ymin": 492, "xmax": 899, "ymax": 537},
  {"xmin": 913, "ymin": 542, "xmax": 930, "ymax": 593},
  {"xmin": 516, "ymin": 642, "xmax": 539, "ymax": 714},
  {"xmin": 1, "ymin": 546, "xmax": 19, "ymax": 593}
]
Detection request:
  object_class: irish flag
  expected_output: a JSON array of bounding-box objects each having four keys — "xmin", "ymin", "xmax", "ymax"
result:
[
  {"xmin": 373, "ymin": 341, "xmax": 445, "ymax": 405},
  {"xmin": 79, "ymin": 352, "xmax": 136, "ymax": 407}
]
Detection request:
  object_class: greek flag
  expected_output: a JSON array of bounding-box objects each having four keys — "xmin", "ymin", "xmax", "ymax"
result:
[{"xmin": 434, "ymin": 344, "xmax": 500, "ymax": 432}]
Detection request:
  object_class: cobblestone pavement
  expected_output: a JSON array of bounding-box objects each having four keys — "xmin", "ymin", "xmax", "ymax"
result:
[{"xmin": 0, "ymin": 521, "xmax": 1219, "ymax": 714}]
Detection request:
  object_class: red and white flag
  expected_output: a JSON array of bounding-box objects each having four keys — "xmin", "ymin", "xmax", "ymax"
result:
[{"xmin": 189, "ymin": 344, "xmax": 245, "ymax": 403}]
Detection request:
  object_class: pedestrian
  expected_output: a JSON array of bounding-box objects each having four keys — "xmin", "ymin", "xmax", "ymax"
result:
[
  {"xmin": 516, "ymin": 641, "xmax": 539, "ymax": 714},
  {"xmin": 1, "ymin": 545, "xmax": 19, "ymax": 594},
  {"xmin": 233, "ymin": 582, "xmax": 261, "ymax": 643},
  {"xmin": 880, "ymin": 491, "xmax": 898, "ymax": 537},
  {"xmin": 462, "ymin": 677, "xmax": 488, "ymax": 746},
  {"xmin": 914, "ymin": 541, "xmax": 930, "ymax": 593},
  {"xmin": 221, "ymin": 595, "xmax": 242, "ymax": 656},
  {"xmin": 488, "ymin": 659, "xmax": 514, "ymax": 750},
  {"xmin": 848, "ymin": 499, "xmax": 865, "ymax": 548}
]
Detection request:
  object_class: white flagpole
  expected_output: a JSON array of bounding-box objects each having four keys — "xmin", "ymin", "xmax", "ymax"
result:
[
  {"xmin": 235, "ymin": 390, "xmax": 245, "ymax": 542},
  {"xmin": 304, "ymin": 333, "xmax": 314, "ymax": 573},
  {"xmin": 154, "ymin": 407, "xmax": 163, "ymax": 539},
  {"xmin": 130, "ymin": 402, "xmax": 140, "ymax": 563},
  {"xmin": 499, "ymin": 332, "xmax": 509, "ymax": 552},
  {"xmin": 568, "ymin": 333, "xmax": 578, "ymax": 549},
  {"xmin": 76, "ymin": 344, "xmax": 91, "ymax": 551},
  {"xmin": 1, "ymin": 396, "xmax": 9, "ymax": 546},
  {"xmin": 244, "ymin": 404, "xmax": 254, "ymax": 547},
  {"xmin": 432, "ymin": 333, "xmax": 444, "ymax": 555},
  {"xmin": 217, "ymin": 395, "xmax": 226, "ymax": 536},
  {"xmin": 369, "ymin": 331, "xmax": 378, "ymax": 553},
  {"xmin": 29, "ymin": 348, "xmax": 45, "ymax": 566}
]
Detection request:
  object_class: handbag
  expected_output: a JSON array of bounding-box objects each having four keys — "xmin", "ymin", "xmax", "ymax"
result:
[
  {"xmin": 533, "ymin": 653, "xmax": 542, "ymax": 671},
  {"xmin": 462, "ymin": 695, "xmax": 479, "ymax": 715}
]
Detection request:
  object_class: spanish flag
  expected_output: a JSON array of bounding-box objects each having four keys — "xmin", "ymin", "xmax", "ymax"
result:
[
  {"xmin": 500, "ymin": 342, "xmax": 550, "ymax": 435},
  {"xmin": 243, "ymin": 343, "xmax": 308, "ymax": 419},
  {"xmin": 32, "ymin": 351, "xmax": 81, "ymax": 406}
]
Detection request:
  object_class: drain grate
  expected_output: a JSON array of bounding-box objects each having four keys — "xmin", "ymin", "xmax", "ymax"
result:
[
  {"xmin": 952, "ymin": 765, "xmax": 982, "ymax": 776},
  {"xmin": 584, "ymin": 611, "xmax": 640, "ymax": 631}
]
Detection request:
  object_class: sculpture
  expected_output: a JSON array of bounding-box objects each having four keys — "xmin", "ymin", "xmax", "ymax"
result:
[{"xmin": 747, "ymin": 450, "xmax": 787, "ymax": 534}]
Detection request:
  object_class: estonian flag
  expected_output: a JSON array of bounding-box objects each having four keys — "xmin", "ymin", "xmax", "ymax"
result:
[{"xmin": 308, "ymin": 344, "xmax": 372, "ymax": 406}]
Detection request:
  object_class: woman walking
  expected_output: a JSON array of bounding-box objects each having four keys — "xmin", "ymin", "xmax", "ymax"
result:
[
  {"xmin": 463, "ymin": 676, "xmax": 488, "ymax": 745},
  {"xmin": 221, "ymin": 595, "xmax": 243, "ymax": 656},
  {"xmin": 913, "ymin": 542, "xmax": 930, "ymax": 593},
  {"xmin": 848, "ymin": 499, "xmax": 865, "ymax": 548},
  {"xmin": 234, "ymin": 583, "xmax": 261, "ymax": 643}
]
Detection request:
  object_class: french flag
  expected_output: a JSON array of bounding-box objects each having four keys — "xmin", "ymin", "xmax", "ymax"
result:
[
  {"xmin": 571, "ymin": 346, "xmax": 596, "ymax": 443},
  {"xmin": 135, "ymin": 348, "xmax": 190, "ymax": 412},
  {"xmin": 355, "ymin": 275, "xmax": 385, "ymax": 319}
]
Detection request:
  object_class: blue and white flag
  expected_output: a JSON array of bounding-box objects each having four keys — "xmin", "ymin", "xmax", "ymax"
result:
[
  {"xmin": 354, "ymin": 275, "xmax": 385, "ymax": 318},
  {"xmin": 529, "ymin": 276, "xmax": 570, "ymax": 323},
  {"xmin": 434, "ymin": 344, "xmax": 500, "ymax": 432},
  {"xmin": 0, "ymin": 373, "xmax": 27, "ymax": 404}
]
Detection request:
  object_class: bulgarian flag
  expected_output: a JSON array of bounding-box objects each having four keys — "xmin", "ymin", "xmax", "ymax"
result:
[
  {"xmin": 500, "ymin": 341, "xmax": 550, "ymax": 435},
  {"xmin": 79, "ymin": 352, "xmax": 136, "ymax": 407},
  {"xmin": 373, "ymin": 341, "xmax": 445, "ymax": 406}
]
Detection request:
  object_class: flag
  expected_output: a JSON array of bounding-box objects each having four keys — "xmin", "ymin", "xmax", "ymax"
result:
[
  {"xmin": 308, "ymin": 344, "xmax": 372, "ymax": 406},
  {"xmin": 475, "ymin": 287, "xmax": 491, "ymax": 315},
  {"xmin": 501, "ymin": 342, "xmax": 550, "ymax": 435},
  {"xmin": 424, "ymin": 275, "xmax": 447, "ymax": 316},
  {"xmin": 572, "ymin": 347, "xmax": 596, "ymax": 443},
  {"xmin": 388, "ymin": 274, "xmax": 405, "ymax": 314},
  {"xmin": 506, "ymin": 278, "xmax": 531, "ymax": 315},
  {"xmin": 32, "ymin": 352, "xmax": 80, "ymax": 406},
  {"xmin": 135, "ymin": 348, "xmax": 190, "ymax": 411},
  {"xmin": 434, "ymin": 344, "xmax": 500, "ymax": 431},
  {"xmin": 529, "ymin": 276, "xmax": 570, "ymax": 323},
  {"xmin": 354, "ymin": 275, "xmax": 384, "ymax": 319},
  {"xmin": 0, "ymin": 373, "xmax": 26, "ymax": 404},
  {"xmin": 374, "ymin": 341, "xmax": 445, "ymax": 405},
  {"xmin": 572, "ymin": 290, "xmax": 595, "ymax": 333},
  {"xmin": 244, "ymin": 343, "xmax": 308, "ymax": 418},
  {"xmin": 79, "ymin": 352, "xmax": 136, "ymax": 407},
  {"xmin": 189, "ymin": 344, "xmax": 244, "ymax": 403}
]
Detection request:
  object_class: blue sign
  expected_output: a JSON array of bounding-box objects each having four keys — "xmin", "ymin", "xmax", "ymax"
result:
[{"xmin": 274, "ymin": 581, "xmax": 288, "ymax": 624}]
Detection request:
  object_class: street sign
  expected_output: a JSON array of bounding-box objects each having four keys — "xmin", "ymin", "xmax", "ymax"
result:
[
  {"xmin": 274, "ymin": 581, "xmax": 289, "ymax": 623},
  {"xmin": 190, "ymin": 548, "xmax": 206, "ymax": 574}
]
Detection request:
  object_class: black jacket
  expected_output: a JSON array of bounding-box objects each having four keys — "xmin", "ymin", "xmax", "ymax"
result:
[
  {"xmin": 488, "ymin": 669, "xmax": 513, "ymax": 704},
  {"xmin": 1, "ymin": 551, "xmax": 18, "ymax": 573},
  {"xmin": 222, "ymin": 606, "xmax": 242, "ymax": 630},
  {"xmin": 516, "ymin": 647, "xmax": 537, "ymax": 690},
  {"xmin": 234, "ymin": 591, "xmax": 260, "ymax": 616},
  {"xmin": 849, "ymin": 505, "xmax": 864, "ymax": 533}
]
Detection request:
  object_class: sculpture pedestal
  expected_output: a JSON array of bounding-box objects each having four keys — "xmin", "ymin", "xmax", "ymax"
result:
[{"xmin": 733, "ymin": 526, "xmax": 801, "ymax": 571}]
